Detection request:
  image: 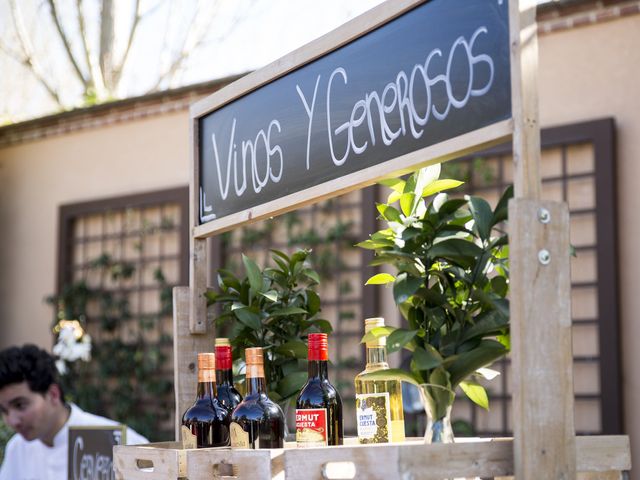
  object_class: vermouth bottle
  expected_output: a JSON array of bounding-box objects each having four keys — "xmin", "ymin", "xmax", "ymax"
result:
[
  {"xmin": 295, "ymin": 333, "xmax": 344, "ymax": 447},
  {"xmin": 354, "ymin": 317, "xmax": 406, "ymax": 444},
  {"xmin": 229, "ymin": 347, "xmax": 285, "ymax": 449},
  {"xmin": 215, "ymin": 338, "xmax": 243, "ymax": 411},
  {"xmin": 181, "ymin": 353, "xmax": 231, "ymax": 448}
]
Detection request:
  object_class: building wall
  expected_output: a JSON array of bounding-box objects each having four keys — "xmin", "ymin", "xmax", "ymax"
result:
[
  {"xmin": 0, "ymin": 112, "xmax": 190, "ymax": 349},
  {"xmin": 0, "ymin": 4, "xmax": 638, "ymax": 472}
]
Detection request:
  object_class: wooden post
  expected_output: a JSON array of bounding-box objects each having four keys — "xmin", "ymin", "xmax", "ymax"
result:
[
  {"xmin": 510, "ymin": 1, "xmax": 576, "ymax": 478},
  {"xmin": 509, "ymin": 200, "xmax": 576, "ymax": 479},
  {"xmin": 173, "ymin": 286, "xmax": 212, "ymax": 440},
  {"xmin": 189, "ymin": 117, "xmax": 207, "ymax": 334}
]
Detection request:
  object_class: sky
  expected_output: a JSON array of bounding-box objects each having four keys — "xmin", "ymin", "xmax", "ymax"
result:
[{"xmin": 0, "ymin": 0, "xmax": 385, "ymax": 123}]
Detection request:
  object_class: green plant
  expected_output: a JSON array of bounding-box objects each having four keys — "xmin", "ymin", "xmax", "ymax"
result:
[
  {"xmin": 47, "ymin": 255, "xmax": 174, "ymax": 440},
  {"xmin": 206, "ymin": 249, "xmax": 331, "ymax": 405},
  {"xmin": 0, "ymin": 420, "xmax": 13, "ymax": 465},
  {"xmin": 357, "ymin": 165, "xmax": 512, "ymax": 428}
]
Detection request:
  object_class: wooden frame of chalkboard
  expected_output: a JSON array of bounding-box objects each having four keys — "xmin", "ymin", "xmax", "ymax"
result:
[{"xmin": 113, "ymin": 0, "xmax": 632, "ymax": 479}]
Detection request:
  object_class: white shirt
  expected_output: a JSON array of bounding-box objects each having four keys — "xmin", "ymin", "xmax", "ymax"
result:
[{"xmin": 0, "ymin": 403, "xmax": 148, "ymax": 480}]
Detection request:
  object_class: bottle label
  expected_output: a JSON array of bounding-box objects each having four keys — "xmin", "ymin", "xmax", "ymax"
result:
[
  {"xmin": 355, "ymin": 392, "xmax": 391, "ymax": 444},
  {"xmin": 181, "ymin": 425, "xmax": 197, "ymax": 449},
  {"xmin": 230, "ymin": 422, "xmax": 250, "ymax": 448},
  {"xmin": 295, "ymin": 408, "xmax": 327, "ymax": 447}
]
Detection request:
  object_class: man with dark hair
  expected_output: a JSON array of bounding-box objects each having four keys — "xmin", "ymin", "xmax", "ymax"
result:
[{"xmin": 0, "ymin": 344, "xmax": 147, "ymax": 479}]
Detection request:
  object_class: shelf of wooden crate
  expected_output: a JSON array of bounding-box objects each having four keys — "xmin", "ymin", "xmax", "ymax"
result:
[{"xmin": 113, "ymin": 435, "xmax": 630, "ymax": 480}]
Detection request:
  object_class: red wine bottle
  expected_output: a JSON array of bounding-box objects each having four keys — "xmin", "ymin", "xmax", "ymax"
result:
[
  {"xmin": 181, "ymin": 353, "xmax": 231, "ymax": 448},
  {"xmin": 295, "ymin": 333, "xmax": 344, "ymax": 447},
  {"xmin": 215, "ymin": 338, "xmax": 243, "ymax": 411},
  {"xmin": 230, "ymin": 347, "xmax": 285, "ymax": 449}
]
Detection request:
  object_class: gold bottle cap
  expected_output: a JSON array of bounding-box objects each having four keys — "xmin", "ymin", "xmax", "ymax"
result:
[
  {"xmin": 364, "ymin": 317, "xmax": 386, "ymax": 347},
  {"xmin": 245, "ymin": 347, "xmax": 264, "ymax": 365},
  {"xmin": 364, "ymin": 317, "xmax": 386, "ymax": 332},
  {"xmin": 215, "ymin": 337, "xmax": 231, "ymax": 346},
  {"xmin": 197, "ymin": 352, "xmax": 216, "ymax": 370}
]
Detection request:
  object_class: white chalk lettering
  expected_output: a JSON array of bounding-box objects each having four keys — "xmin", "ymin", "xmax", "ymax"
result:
[{"xmin": 296, "ymin": 76, "xmax": 321, "ymax": 169}]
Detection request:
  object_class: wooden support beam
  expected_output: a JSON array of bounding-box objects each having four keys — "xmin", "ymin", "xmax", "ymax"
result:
[
  {"xmin": 510, "ymin": 0, "xmax": 542, "ymax": 200},
  {"xmin": 509, "ymin": 200, "xmax": 576, "ymax": 479},
  {"xmin": 173, "ymin": 286, "xmax": 212, "ymax": 440}
]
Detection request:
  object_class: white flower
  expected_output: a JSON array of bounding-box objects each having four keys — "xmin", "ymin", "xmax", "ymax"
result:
[
  {"xmin": 53, "ymin": 325, "xmax": 92, "ymax": 366},
  {"xmin": 55, "ymin": 359, "xmax": 67, "ymax": 376}
]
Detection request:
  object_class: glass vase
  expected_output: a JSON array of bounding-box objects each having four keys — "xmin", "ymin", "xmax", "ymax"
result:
[{"xmin": 424, "ymin": 404, "xmax": 454, "ymax": 444}]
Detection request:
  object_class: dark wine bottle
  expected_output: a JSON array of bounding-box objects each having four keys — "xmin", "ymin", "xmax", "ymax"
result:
[
  {"xmin": 295, "ymin": 333, "xmax": 344, "ymax": 447},
  {"xmin": 181, "ymin": 353, "xmax": 231, "ymax": 448},
  {"xmin": 229, "ymin": 347, "xmax": 285, "ymax": 449},
  {"xmin": 215, "ymin": 338, "xmax": 243, "ymax": 410}
]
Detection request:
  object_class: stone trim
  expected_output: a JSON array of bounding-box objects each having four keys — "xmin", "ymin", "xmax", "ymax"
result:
[{"xmin": 538, "ymin": 0, "xmax": 640, "ymax": 35}]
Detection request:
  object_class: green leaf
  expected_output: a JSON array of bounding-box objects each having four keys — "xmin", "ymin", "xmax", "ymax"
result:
[
  {"xmin": 413, "ymin": 345, "xmax": 443, "ymax": 370},
  {"xmin": 306, "ymin": 290, "xmax": 321, "ymax": 316},
  {"xmin": 270, "ymin": 307, "xmax": 307, "ymax": 317},
  {"xmin": 379, "ymin": 177, "xmax": 405, "ymax": 192},
  {"xmin": 242, "ymin": 254, "xmax": 264, "ymax": 293},
  {"xmin": 358, "ymin": 368, "xmax": 422, "ymax": 387},
  {"xmin": 427, "ymin": 367, "xmax": 454, "ymax": 419},
  {"xmin": 468, "ymin": 196, "xmax": 493, "ymax": 241},
  {"xmin": 302, "ymin": 268, "xmax": 320, "ymax": 285},
  {"xmin": 275, "ymin": 340, "xmax": 308, "ymax": 359},
  {"xmin": 360, "ymin": 325, "xmax": 396, "ymax": 344},
  {"xmin": 258, "ymin": 290, "xmax": 278, "ymax": 302},
  {"xmin": 232, "ymin": 306, "xmax": 262, "ymax": 331},
  {"xmin": 491, "ymin": 184, "xmax": 514, "ymax": 227},
  {"xmin": 276, "ymin": 371, "xmax": 308, "ymax": 398},
  {"xmin": 386, "ymin": 328, "xmax": 419, "ymax": 353},
  {"xmin": 446, "ymin": 339, "xmax": 508, "ymax": 386},
  {"xmin": 377, "ymin": 204, "xmax": 402, "ymax": 223},
  {"xmin": 428, "ymin": 238, "xmax": 483, "ymax": 268},
  {"xmin": 400, "ymin": 192, "xmax": 416, "ymax": 217},
  {"xmin": 459, "ymin": 380, "xmax": 489, "ymax": 410},
  {"xmin": 460, "ymin": 310, "xmax": 509, "ymax": 343},
  {"xmin": 311, "ymin": 319, "xmax": 333, "ymax": 333},
  {"xmin": 421, "ymin": 179, "xmax": 464, "ymax": 197},
  {"xmin": 393, "ymin": 273, "xmax": 423, "ymax": 304},
  {"xmin": 490, "ymin": 276, "xmax": 508, "ymax": 297},
  {"xmin": 365, "ymin": 273, "xmax": 395, "ymax": 285}
]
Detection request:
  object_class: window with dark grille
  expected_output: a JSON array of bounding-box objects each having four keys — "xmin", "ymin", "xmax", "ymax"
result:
[
  {"xmin": 427, "ymin": 118, "xmax": 620, "ymax": 437},
  {"xmin": 56, "ymin": 187, "xmax": 188, "ymax": 440}
]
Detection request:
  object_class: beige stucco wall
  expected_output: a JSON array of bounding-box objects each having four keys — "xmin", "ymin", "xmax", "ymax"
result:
[
  {"xmin": 0, "ymin": 111, "xmax": 190, "ymax": 350},
  {"xmin": 0, "ymin": 7, "xmax": 638, "ymax": 473},
  {"xmin": 537, "ymin": 13, "xmax": 640, "ymax": 472}
]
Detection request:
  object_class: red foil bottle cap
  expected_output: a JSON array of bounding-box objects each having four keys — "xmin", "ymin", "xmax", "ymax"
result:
[
  {"xmin": 215, "ymin": 343, "xmax": 232, "ymax": 370},
  {"xmin": 308, "ymin": 333, "xmax": 328, "ymax": 361}
]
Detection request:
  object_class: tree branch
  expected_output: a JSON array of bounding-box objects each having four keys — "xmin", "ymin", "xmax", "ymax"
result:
[
  {"xmin": 98, "ymin": 0, "xmax": 115, "ymax": 92},
  {"xmin": 75, "ymin": 0, "xmax": 97, "ymax": 93},
  {"xmin": 112, "ymin": 0, "xmax": 141, "ymax": 88},
  {"xmin": 6, "ymin": 0, "xmax": 63, "ymax": 106},
  {"xmin": 45, "ymin": 0, "xmax": 88, "ymax": 89}
]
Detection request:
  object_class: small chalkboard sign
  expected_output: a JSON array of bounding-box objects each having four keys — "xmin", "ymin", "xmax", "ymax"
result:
[{"xmin": 68, "ymin": 425, "xmax": 126, "ymax": 480}]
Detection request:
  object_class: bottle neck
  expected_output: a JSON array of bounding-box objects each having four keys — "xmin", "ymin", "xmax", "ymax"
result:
[
  {"xmin": 216, "ymin": 368, "xmax": 233, "ymax": 386},
  {"xmin": 365, "ymin": 345, "xmax": 388, "ymax": 366},
  {"xmin": 196, "ymin": 380, "xmax": 216, "ymax": 400},
  {"xmin": 308, "ymin": 359, "xmax": 329, "ymax": 380},
  {"xmin": 246, "ymin": 376, "xmax": 267, "ymax": 395}
]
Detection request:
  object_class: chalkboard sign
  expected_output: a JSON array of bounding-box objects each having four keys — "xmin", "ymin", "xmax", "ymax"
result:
[
  {"xmin": 195, "ymin": 0, "xmax": 511, "ymax": 232},
  {"xmin": 68, "ymin": 425, "xmax": 126, "ymax": 480}
]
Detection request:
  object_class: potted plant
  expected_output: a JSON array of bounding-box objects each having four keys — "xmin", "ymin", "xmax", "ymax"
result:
[
  {"xmin": 206, "ymin": 249, "xmax": 331, "ymax": 433},
  {"xmin": 357, "ymin": 165, "xmax": 512, "ymax": 443}
]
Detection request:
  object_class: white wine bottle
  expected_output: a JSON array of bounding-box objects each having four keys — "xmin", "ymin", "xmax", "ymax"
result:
[{"xmin": 354, "ymin": 317, "xmax": 405, "ymax": 443}]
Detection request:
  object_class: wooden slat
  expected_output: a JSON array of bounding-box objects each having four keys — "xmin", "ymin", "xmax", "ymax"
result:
[
  {"xmin": 283, "ymin": 436, "xmax": 630, "ymax": 479},
  {"xmin": 186, "ymin": 448, "xmax": 285, "ymax": 480},
  {"xmin": 509, "ymin": 199, "xmax": 576, "ymax": 479},
  {"xmin": 510, "ymin": 0, "xmax": 542, "ymax": 200},
  {"xmin": 189, "ymin": 116, "xmax": 207, "ymax": 334},
  {"xmin": 173, "ymin": 286, "xmax": 212, "ymax": 440},
  {"xmin": 113, "ymin": 443, "xmax": 185, "ymax": 480},
  {"xmin": 193, "ymin": 119, "xmax": 512, "ymax": 238}
]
